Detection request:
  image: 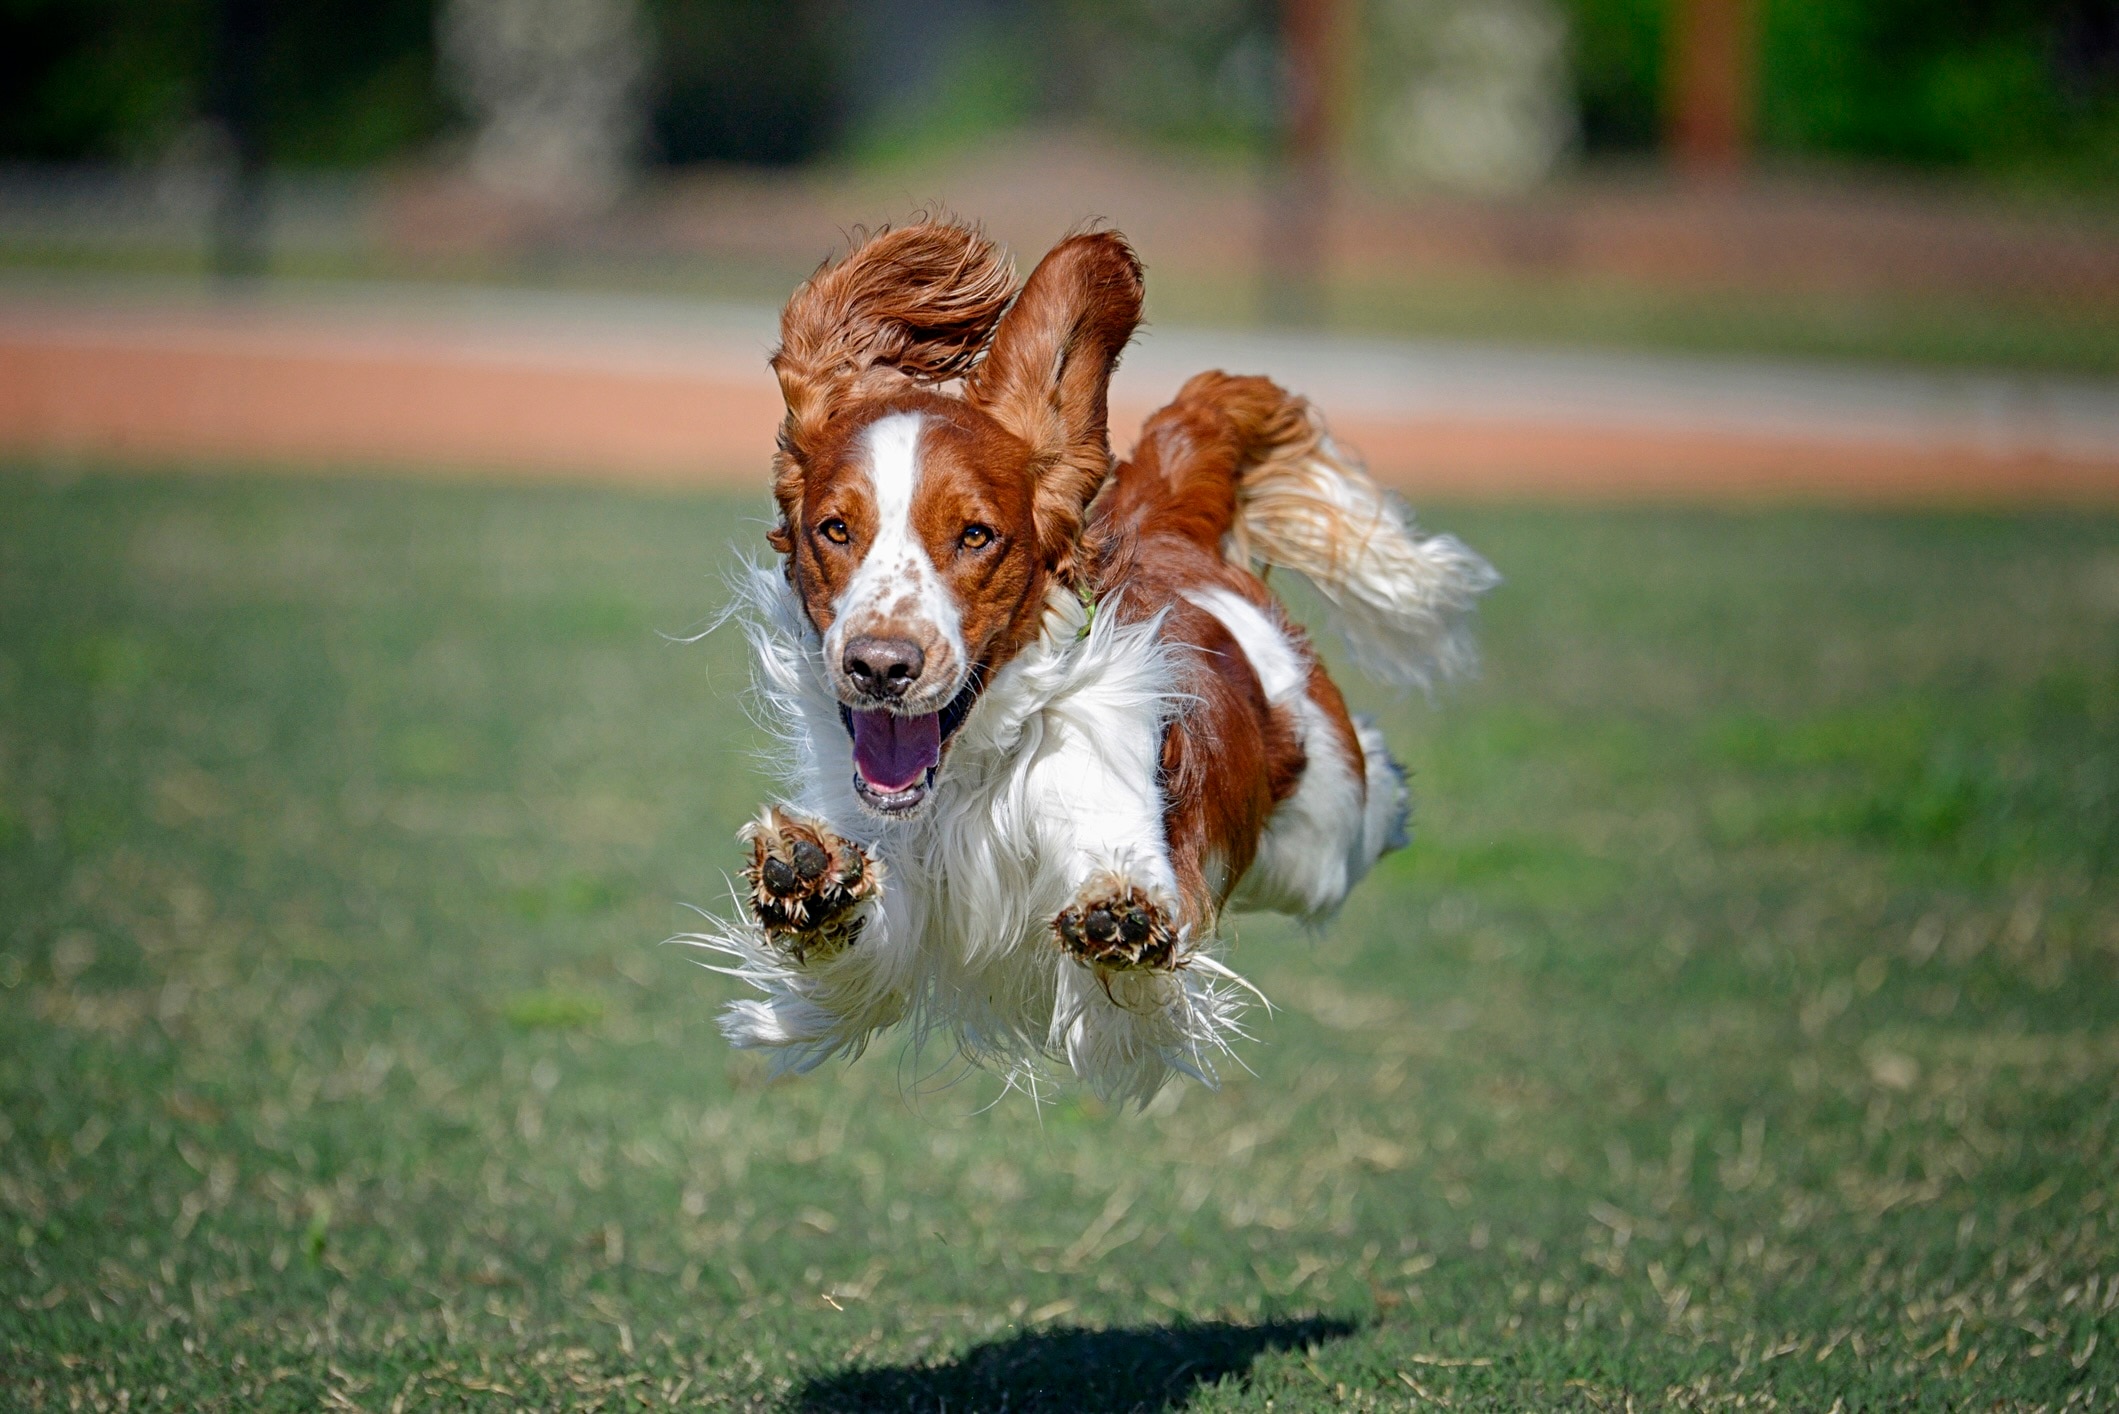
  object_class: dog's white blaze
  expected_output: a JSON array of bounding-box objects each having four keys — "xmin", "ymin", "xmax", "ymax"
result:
[
  {"xmin": 827, "ymin": 411, "xmax": 966, "ymax": 703},
  {"xmin": 1182, "ymin": 587, "xmax": 1305, "ymax": 703}
]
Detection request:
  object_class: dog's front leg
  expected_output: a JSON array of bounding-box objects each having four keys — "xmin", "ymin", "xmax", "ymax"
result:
[
  {"xmin": 1035, "ymin": 726, "xmax": 1187, "ymax": 973},
  {"xmin": 1055, "ymin": 872, "xmax": 1184, "ymax": 970},
  {"xmin": 740, "ymin": 806, "xmax": 878, "ymax": 963}
]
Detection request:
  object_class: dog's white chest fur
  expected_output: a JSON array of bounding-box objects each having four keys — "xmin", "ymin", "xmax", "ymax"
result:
[{"xmin": 706, "ymin": 571, "xmax": 1253, "ymax": 1103}]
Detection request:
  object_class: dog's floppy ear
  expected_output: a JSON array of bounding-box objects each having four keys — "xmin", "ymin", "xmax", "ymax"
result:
[
  {"xmin": 965, "ymin": 231, "xmax": 1144, "ymax": 580},
  {"xmin": 767, "ymin": 221, "xmax": 1017, "ymax": 552}
]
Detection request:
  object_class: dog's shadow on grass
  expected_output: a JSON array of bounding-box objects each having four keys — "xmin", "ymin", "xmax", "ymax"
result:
[{"xmin": 793, "ymin": 1315, "xmax": 1358, "ymax": 1414}]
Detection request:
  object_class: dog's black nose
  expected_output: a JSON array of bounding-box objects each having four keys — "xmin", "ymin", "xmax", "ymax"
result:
[{"xmin": 843, "ymin": 636, "xmax": 925, "ymax": 698}]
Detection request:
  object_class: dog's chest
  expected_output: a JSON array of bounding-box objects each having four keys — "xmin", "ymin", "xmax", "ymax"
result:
[{"xmin": 863, "ymin": 745, "xmax": 1086, "ymax": 963}]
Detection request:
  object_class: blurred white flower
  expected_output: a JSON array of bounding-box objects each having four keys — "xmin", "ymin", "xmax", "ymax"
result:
[
  {"xmin": 1365, "ymin": 0, "xmax": 1576, "ymax": 195},
  {"xmin": 437, "ymin": 0, "xmax": 650, "ymax": 210}
]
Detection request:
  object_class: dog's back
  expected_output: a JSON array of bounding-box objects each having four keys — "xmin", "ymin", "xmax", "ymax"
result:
[
  {"xmin": 1084, "ymin": 371, "xmax": 1497, "ymax": 922},
  {"xmin": 1100, "ymin": 369, "xmax": 1496, "ymax": 688}
]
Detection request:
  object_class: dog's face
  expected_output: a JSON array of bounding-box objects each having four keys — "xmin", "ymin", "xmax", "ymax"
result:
[
  {"xmin": 778, "ymin": 398, "xmax": 1050, "ymax": 815},
  {"xmin": 766, "ymin": 224, "xmax": 1144, "ymax": 817}
]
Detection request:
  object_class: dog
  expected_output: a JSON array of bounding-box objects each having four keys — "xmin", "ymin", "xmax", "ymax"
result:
[{"xmin": 699, "ymin": 220, "xmax": 1496, "ymax": 1103}]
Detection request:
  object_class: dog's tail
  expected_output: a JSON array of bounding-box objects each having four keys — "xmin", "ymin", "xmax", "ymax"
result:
[{"xmin": 1174, "ymin": 372, "xmax": 1498, "ymax": 690}]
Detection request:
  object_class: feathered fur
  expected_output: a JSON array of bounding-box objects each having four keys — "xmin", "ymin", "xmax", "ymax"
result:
[
  {"xmin": 696, "ymin": 220, "xmax": 1494, "ymax": 1104},
  {"xmin": 689, "ymin": 569, "xmax": 1255, "ymax": 1105},
  {"xmin": 1204, "ymin": 371, "xmax": 1501, "ymax": 688},
  {"xmin": 965, "ymin": 232, "xmax": 1145, "ymax": 583}
]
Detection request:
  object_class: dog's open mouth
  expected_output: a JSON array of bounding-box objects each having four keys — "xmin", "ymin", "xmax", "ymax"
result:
[{"xmin": 840, "ymin": 676, "xmax": 981, "ymax": 816}]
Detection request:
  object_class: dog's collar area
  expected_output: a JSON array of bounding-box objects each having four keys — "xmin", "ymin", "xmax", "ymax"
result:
[{"xmin": 840, "ymin": 672, "xmax": 983, "ymax": 816}]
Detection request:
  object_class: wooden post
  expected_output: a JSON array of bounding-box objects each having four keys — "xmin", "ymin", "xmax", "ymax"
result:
[
  {"xmin": 208, "ymin": 0, "xmax": 270, "ymax": 283},
  {"xmin": 1265, "ymin": 0, "xmax": 1339, "ymax": 325},
  {"xmin": 1665, "ymin": 0, "xmax": 1754, "ymax": 179}
]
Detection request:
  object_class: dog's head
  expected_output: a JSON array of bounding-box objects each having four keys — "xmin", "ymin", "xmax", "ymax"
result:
[{"xmin": 766, "ymin": 222, "xmax": 1144, "ymax": 817}]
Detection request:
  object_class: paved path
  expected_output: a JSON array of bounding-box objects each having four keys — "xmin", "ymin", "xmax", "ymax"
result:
[{"xmin": 4, "ymin": 276, "xmax": 2117, "ymax": 502}]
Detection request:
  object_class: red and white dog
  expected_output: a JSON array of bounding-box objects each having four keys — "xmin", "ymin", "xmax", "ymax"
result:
[{"xmin": 704, "ymin": 221, "xmax": 1495, "ymax": 1102}]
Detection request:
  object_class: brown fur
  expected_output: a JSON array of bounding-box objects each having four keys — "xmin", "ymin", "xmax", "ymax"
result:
[
  {"xmin": 770, "ymin": 226, "xmax": 1145, "ymax": 715},
  {"xmin": 1086, "ymin": 377, "xmax": 1367, "ymax": 929},
  {"xmin": 965, "ymin": 231, "xmax": 1145, "ymax": 584},
  {"xmin": 765, "ymin": 219, "xmax": 1367, "ymax": 937},
  {"xmin": 767, "ymin": 222, "xmax": 1017, "ymax": 557},
  {"xmin": 775, "ymin": 391, "xmax": 1057, "ymax": 695}
]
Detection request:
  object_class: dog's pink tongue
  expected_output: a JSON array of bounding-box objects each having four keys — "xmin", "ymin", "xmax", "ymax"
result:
[{"xmin": 849, "ymin": 709, "xmax": 941, "ymax": 794}]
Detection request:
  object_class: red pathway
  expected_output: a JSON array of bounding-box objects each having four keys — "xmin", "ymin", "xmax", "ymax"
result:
[{"xmin": 5, "ymin": 281, "xmax": 2117, "ymax": 504}]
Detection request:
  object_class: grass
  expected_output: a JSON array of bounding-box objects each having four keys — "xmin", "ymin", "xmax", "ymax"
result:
[{"xmin": 1, "ymin": 465, "xmax": 2116, "ymax": 1410}]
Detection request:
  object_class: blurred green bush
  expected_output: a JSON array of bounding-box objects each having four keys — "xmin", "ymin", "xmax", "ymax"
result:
[
  {"xmin": 1572, "ymin": 0, "xmax": 2119, "ymax": 180},
  {"xmin": 1753, "ymin": 0, "xmax": 2119, "ymax": 179},
  {"xmin": 0, "ymin": 0, "xmax": 443, "ymax": 165},
  {"xmin": 1, "ymin": 0, "xmax": 2114, "ymax": 183}
]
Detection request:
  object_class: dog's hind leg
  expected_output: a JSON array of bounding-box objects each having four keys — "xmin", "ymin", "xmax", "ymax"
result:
[
  {"xmin": 741, "ymin": 806, "xmax": 879, "ymax": 964},
  {"xmin": 1228, "ymin": 671, "xmax": 1409, "ymax": 923}
]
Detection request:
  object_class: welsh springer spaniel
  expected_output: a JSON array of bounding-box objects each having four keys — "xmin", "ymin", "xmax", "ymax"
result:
[{"xmin": 702, "ymin": 221, "xmax": 1495, "ymax": 1102}]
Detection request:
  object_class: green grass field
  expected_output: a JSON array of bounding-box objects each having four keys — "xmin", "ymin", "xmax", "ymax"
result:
[{"xmin": 2, "ymin": 467, "xmax": 2116, "ymax": 1411}]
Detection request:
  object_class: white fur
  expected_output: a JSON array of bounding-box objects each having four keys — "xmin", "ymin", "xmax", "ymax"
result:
[
  {"xmin": 1353, "ymin": 715, "xmax": 1410, "ymax": 864},
  {"xmin": 693, "ymin": 571, "xmax": 1255, "ymax": 1105},
  {"xmin": 1232, "ymin": 703, "xmax": 1407, "ymax": 922},
  {"xmin": 698, "ymin": 395, "xmax": 1488, "ymax": 1102},
  {"xmin": 824, "ymin": 412, "xmax": 968, "ymax": 707},
  {"xmin": 1183, "ymin": 584, "xmax": 1402, "ymax": 922},
  {"xmin": 1230, "ymin": 694, "xmax": 1364, "ymax": 919},
  {"xmin": 1181, "ymin": 587, "xmax": 1306, "ymax": 704},
  {"xmin": 1232, "ymin": 437, "xmax": 1499, "ymax": 690}
]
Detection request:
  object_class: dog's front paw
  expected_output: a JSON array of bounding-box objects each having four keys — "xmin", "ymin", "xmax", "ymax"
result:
[
  {"xmin": 1054, "ymin": 875, "xmax": 1180, "ymax": 971},
  {"xmin": 741, "ymin": 807, "xmax": 877, "ymax": 961}
]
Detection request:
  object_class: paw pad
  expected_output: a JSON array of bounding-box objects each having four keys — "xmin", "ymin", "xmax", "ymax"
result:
[
  {"xmin": 1055, "ymin": 881, "xmax": 1179, "ymax": 971},
  {"xmin": 741, "ymin": 809, "xmax": 877, "ymax": 961}
]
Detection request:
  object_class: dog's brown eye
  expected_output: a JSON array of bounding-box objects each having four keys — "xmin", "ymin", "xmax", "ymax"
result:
[
  {"xmin": 819, "ymin": 518, "xmax": 851, "ymax": 545},
  {"xmin": 960, "ymin": 524, "xmax": 994, "ymax": 550}
]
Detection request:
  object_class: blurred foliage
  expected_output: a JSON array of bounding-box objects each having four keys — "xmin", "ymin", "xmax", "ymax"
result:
[
  {"xmin": 1, "ymin": 0, "xmax": 207, "ymax": 161},
  {"xmin": 0, "ymin": 0, "xmax": 443, "ymax": 165},
  {"xmin": 832, "ymin": 0, "xmax": 1060, "ymax": 165},
  {"xmin": 0, "ymin": 0, "xmax": 851, "ymax": 169},
  {"xmin": 1567, "ymin": 0, "xmax": 1666, "ymax": 150},
  {"xmin": 645, "ymin": 0, "xmax": 841, "ymax": 165},
  {"xmin": 1562, "ymin": 0, "xmax": 2119, "ymax": 180},
  {"xmin": 1067, "ymin": 0, "xmax": 1280, "ymax": 154},
  {"xmin": 0, "ymin": 0, "xmax": 2114, "ymax": 180},
  {"xmin": 1754, "ymin": 0, "xmax": 2119, "ymax": 178}
]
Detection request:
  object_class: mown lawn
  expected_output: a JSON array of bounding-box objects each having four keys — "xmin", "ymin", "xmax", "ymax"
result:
[{"xmin": 1, "ymin": 466, "xmax": 2115, "ymax": 1411}]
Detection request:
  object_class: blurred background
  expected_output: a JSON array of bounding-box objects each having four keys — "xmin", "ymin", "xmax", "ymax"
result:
[
  {"xmin": 5, "ymin": 0, "xmax": 2119, "ymax": 497},
  {"xmin": 5, "ymin": 0, "xmax": 2118, "ymax": 335}
]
